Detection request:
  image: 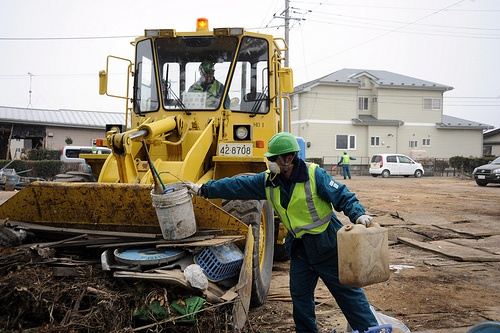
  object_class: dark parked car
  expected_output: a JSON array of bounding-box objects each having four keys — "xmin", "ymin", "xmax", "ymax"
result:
[{"xmin": 473, "ymin": 156, "xmax": 500, "ymax": 186}]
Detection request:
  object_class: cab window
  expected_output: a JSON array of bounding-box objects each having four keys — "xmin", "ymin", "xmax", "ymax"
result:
[{"xmin": 228, "ymin": 36, "xmax": 270, "ymax": 114}]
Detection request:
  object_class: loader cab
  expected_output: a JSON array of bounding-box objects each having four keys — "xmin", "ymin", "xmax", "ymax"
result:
[
  {"xmin": 98, "ymin": 19, "xmax": 293, "ymax": 184},
  {"xmin": 133, "ymin": 31, "xmax": 271, "ymax": 117}
]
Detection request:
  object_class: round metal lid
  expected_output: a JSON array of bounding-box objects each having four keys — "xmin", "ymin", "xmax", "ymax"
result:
[{"xmin": 114, "ymin": 247, "xmax": 185, "ymax": 266}]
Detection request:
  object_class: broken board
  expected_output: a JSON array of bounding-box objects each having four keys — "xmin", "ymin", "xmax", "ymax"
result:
[
  {"xmin": 398, "ymin": 237, "xmax": 500, "ymax": 262},
  {"xmin": 446, "ymin": 235, "xmax": 500, "ymax": 255},
  {"xmin": 434, "ymin": 221, "xmax": 500, "ymax": 237}
]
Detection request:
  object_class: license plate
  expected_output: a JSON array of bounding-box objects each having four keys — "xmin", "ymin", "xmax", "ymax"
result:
[
  {"xmin": 478, "ymin": 175, "xmax": 486, "ymax": 179},
  {"xmin": 218, "ymin": 143, "xmax": 253, "ymax": 156}
]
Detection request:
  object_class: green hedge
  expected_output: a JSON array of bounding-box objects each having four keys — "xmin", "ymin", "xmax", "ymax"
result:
[
  {"xmin": 1, "ymin": 148, "xmax": 63, "ymax": 180},
  {"xmin": 26, "ymin": 148, "xmax": 61, "ymax": 161},
  {"xmin": 449, "ymin": 156, "xmax": 496, "ymax": 176},
  {"xmin": 306, "ymin": 157, "xmax": 323, "ymax": 167},
  {"xmin": 0, "ymin": 160, "xmax": 63, "ymax": 180}
]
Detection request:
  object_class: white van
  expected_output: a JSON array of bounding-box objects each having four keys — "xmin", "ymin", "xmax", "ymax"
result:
[
  {"xmin": 60, "ymin": 146, "xmax": 111, "ymax": 163},
  {"xmin": 369, "ymin": 154, "xmax": 424, "ymax": 178}
]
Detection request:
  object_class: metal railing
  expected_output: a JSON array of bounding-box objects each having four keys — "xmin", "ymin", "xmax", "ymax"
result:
[{"xmin": 315, "ymin": 156, "xmax": 458, "ymax": 177}]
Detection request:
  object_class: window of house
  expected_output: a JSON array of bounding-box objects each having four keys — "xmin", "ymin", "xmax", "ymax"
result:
[
  {"xmin": 484, "ymin": 145, "xmax": 492, "ymax": 155},
  {"xmin": 336, "ymin": 134, "xmax": 356, "ymax": 150},
  {"xmin": 291, "ymin": 94, "xmax": 299, "ymax": 110},
  {"xmin": 422, "ymin": 138, "xmax": 431, "ymax": 147},
  {"xmin": 409, "ymin": 140, "xmax": 418, "ymax": 148},
  {"xmin": 370, "ymin": 136, "xmax": 380, "ymax": 147},
  {"xmin": 423, "ymin": 98, "xmax": 442, "ymax": 110},
  {"xmin": 358, "ymin": 97, "xmax": 368, "ymax": 110}
]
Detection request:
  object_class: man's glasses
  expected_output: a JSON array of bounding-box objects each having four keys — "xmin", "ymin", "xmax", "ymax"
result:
[{"xmin": 267, "ymin": 156, "xmax": 278, "ymax": 162}]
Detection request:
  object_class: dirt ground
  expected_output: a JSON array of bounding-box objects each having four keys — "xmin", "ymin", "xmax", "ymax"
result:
[
  {"xmin": 0, "ymin": 176, "xmax": 499, "ymax": 332},
  {"xmin": 248, "ymin": 176, "xmax": 500, "ymax": 333}
]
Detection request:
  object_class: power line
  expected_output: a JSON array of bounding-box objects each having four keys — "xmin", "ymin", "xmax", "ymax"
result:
[
  {"xmin": 291, "ymin": 1, "xmax": 500, "ymax": 12},
  {"xmin": 305, "ymin": 11, "xmax": 500, "ymax": 32},
  {"xmin": 0, "ymin": 35, "xmax": 137, "ymax": 41},
  {"xmin": 295, "ymin": 0, "xmax": 472, "ymax": 69},
  {"xmin": 290, "ymin": 4, "xmax": 500, "ymax": 39}
]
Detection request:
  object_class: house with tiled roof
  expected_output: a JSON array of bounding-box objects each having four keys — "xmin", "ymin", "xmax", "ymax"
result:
[
  {"xmin": 0, "ymin": 106, "xmax": 125, "ymax": 159},
  {"xmin": 483, "ymin": 128, "xmax": 500, "ymax": 156},
  {"xmin": 291, "ymin": 68, "xmax": 493, "ymax": 162}
]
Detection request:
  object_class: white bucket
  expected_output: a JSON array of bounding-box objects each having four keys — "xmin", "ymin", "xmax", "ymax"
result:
[{"xmin": 150, "ymin": 182, "xmax": 197, "ymax": 240}]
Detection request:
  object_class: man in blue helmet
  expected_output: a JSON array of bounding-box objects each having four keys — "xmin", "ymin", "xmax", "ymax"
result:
[
  {"xmin": 185, "ymin": 132, "xmax": 377, "ymax": 333},
  {"xmin": 188, "ymin": 60, "xmax": 225, "ymax": 108}
]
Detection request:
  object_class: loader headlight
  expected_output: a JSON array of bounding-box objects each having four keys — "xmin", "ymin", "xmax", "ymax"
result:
[{"xmin": 234, "ymin": 125, "xmax": 251, "ymax": 140}]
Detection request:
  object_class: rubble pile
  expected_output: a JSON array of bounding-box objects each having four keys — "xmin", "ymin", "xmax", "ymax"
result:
[{"xmin": 0, "ymin": 223, "xmax": 239, "ymax": 332}]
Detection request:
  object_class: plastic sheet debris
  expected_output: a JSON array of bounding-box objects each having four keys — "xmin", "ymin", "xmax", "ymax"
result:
[
  {"xmin": 389, "ymin": 265, "xmax": 415, "ymax": 274},
  {"xmin": 352, "ymin": 324, "xmax": 393, "ymax": 333},
  {"xmin": 347, "ymin": 306, "xmax": 411, "ymax": 332},
  {"xmin": 170, "ymin": 296, "xmax": 206, "ymax": 323},
  {"xmin": 184, "ymin": 264, "xmax": 208, "ymax": 290}
]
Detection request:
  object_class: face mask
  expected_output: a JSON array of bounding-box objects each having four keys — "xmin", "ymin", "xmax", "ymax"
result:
[{"xmin": 268, "ymin": 161, "xmax": 281, "ymax": 174}]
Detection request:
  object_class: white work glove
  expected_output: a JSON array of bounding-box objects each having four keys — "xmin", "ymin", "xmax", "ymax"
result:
[
  {"xmin": 356, "ymin": 215, "xmax": 373, "ymax": 227},
  {"xmin": 183, "ymin": 181, "xmax": 201, "ymax": 196}
]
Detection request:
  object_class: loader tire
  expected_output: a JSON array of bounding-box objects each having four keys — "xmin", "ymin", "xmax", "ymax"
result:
[{"xmin": 222, "ymin": 199, "xmax": 274, "ymax": 307}]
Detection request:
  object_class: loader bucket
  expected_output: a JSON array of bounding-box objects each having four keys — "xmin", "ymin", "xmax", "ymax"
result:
[
  {"xmin": 0, "ymin": 181, "xmax": 249, "ymax": 235},
  {"xmin": 0, "ymin": 181, "xmax": 254, "ymax": 328}
]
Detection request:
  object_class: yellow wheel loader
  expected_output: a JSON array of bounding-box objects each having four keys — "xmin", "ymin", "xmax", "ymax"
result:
[{"xmin": 0, "ymin": 18, "xmax": 293, "ymax": 329}]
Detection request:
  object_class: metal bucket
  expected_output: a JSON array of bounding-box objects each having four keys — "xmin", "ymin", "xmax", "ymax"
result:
[{"xmin": 150, "ymin": 182, "xmax": 196, "ymax": 240}]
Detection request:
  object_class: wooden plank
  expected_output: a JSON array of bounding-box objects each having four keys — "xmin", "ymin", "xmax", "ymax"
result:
[
  {"xmin": 5, "ymin": 220, "xmax": 161, "ymax": 239},
  {"xmin": 446, "ymin": 235, "xmax": 500, "ymax": 255},
  {"xmin": 434, "ymin": 222, "xmax": 500, "ymax": 237},
  {"xmin": 87, "ymin": 240, "xmax": 168, "ymax": 249},
  {"xmin": 398, "ymin": 237, "xmax": 500, "ymax": 262},
  {"xmin": 155, "ymin": 235, "xmax": 245, "ymax": 248},
  {"xmin": 481, "ymin": 306, "xmax": 500, "ymax": 321},
  {"xmin": 87, "ymin": 231, "xmax": 233, "ymax": 249},
  {"xmin": 52, "ymin": 266, "xmax": 79, "ymax": 277}
]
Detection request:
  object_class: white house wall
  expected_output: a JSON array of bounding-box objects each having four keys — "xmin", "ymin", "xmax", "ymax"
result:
[
  {"xmin": 293, "ymin": 85, "xmax": 358, "ymax": 123},
  {"xmin": 45, "ymin": 126, "xmax": 107, "ymax": 150},
  {"xmin": 376, "ymin": 88, "xmax": 443, "ymax": 124},
  {"xmin": 292, "ymin": 79, "xmax": 485, "ymax": 160}
]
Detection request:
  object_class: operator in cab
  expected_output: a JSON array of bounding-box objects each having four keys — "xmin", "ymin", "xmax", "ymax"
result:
[
  {"xmin": 185, "ymin": 132, "xmax": 378, "ymax": 333},
  {"xmin": 188, "ymin": 60, "xmax": 225, "ymax": 108}
]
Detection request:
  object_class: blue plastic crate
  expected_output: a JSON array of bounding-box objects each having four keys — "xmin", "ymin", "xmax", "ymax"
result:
[
  {"xmin": 194, "ymin": 243, "xmax": 244, "ymax": 281},
  {"xmin": 353, "ymin": 324, "xmax": 392, "ymax": 333}
]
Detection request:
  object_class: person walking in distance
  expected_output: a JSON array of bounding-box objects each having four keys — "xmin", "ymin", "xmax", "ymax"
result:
[
  {"xmin": 338, "ymin": 151, "xmax": 356, "ymax": 179},
  {"xmin": 185, "ymin": 132, "xmax": 377, "ymax": 333}
]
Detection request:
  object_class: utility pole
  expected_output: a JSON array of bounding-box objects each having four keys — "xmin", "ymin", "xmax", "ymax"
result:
[
  {"xmin": 282, "ymin": 0, "xmax": 290, "ymax": 132},
  {"xmin": 27, "ymin": 72, "xmax": 33, "ymax": 108},
  {"xmin": 277, "ymin": 0, "xmax": 302, "ymax": 132},
  {"xmin": 285, "ymin": 0, "xmax": 290, "ymax": 67}
]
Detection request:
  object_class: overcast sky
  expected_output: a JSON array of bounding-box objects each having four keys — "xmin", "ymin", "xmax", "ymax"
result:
[{"xmin": 1, "ymin": 0, "xmax": 499, "ymax": 128}]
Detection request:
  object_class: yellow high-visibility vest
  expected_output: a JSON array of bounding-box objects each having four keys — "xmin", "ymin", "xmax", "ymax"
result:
[{"xmin": 265, "ymin": 164, "xmax": 332, "ymax": 238}]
